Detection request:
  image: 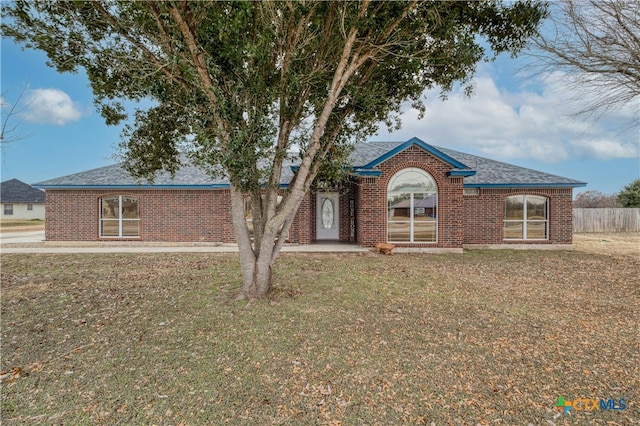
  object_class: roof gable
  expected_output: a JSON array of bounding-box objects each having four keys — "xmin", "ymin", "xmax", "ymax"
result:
[
  {"xmin": 360, "ymin": 137, "xmax": 470, "ymax": 170},
  {"xmin": 0, "ymin": 179, "xmax": 46, "ymax": 203},
  {"xmin": 350, "ymin": 141, "xmax": 586, "ymax": 188}
]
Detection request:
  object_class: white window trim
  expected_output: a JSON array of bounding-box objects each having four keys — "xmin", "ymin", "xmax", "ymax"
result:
[
  {"xmin": 387, "ymin": 168, "xmax": 438, "ymax": 244},
  {"xmin": 387, "ymin": 193, "xmax": 438, "ymax": 243},
  {"xmin": 99, "ymin": 195, "xmax": 140, "ymax": 238},
  {"xmin": 504, "ymin": 195, "xmax": 549, "ymax": 240}
]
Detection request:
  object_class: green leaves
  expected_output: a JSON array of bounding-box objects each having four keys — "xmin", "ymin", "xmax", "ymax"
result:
[
  {"xmin": 3, "ymin": 0, "xmax": 547, "ymax": 264},
  {"xmin": 2, "ymin": 0, "xmax": 547, "ymax": 186},
  {"xmin": 617, "ymin": 179, "xmax": 640, "ymax": 208},
  {"xmin": 119, "ymin": 104, "xmax": 187, "ymax": 181}
]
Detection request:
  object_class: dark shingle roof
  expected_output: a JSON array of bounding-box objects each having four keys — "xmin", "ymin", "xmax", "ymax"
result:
[
  {"xmin": 34, "ymin": 138, "xmax": 586, "ymax": 189},
  {"xmin": 35, "ymin": 156, "xmax": 299, "ymax": 188},
  {"xmin": 435, "ymin": 145, "xmax": 585, "ymax": 187},
  {"xmin": 35, "ymin": 161, "xmax": 227, "ymax": 188},
  {"xmin": 354, "ymin": 141, "xmax": 586, "ymax": 187},
  {"xmin": 1, "ymin": 179, "xmax": 46, "ymax": 203}
]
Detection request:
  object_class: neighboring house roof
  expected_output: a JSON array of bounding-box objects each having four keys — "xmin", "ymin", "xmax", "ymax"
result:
[
  {"xmin": 391, "ymin": 197, "xmax": 437, "ymax": 209},
  {"xmin": 0, "ymin": 179, "xmax": 46, "ymax": 203},
  {"xmin": 34, "ymin": 137, "xmax": 586, "ymax": 189}
]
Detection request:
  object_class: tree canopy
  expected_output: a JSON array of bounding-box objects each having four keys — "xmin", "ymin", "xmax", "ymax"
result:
[{"xmin": 2, "ymin": 0, "xmax": 547, "ymax": 298}]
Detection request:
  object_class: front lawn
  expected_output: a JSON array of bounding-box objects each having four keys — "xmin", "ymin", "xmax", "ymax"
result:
[{"xmin": 1, "ymin": 250, "xmax": 637, "ymax": 424}]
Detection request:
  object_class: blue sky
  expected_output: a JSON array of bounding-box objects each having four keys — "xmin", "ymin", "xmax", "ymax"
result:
[{"xmin": 1, "ymin": 32, "xmax": 638, "ymax": 197}]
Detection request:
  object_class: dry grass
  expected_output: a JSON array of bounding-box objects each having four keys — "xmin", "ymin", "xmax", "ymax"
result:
[
  {"xmin": 573, "ymin": 232, "xmax": 639, "ymax": 258},
  {"xmin": 1, "ymin": 247, "xmax": 638, "ymax": 425}
]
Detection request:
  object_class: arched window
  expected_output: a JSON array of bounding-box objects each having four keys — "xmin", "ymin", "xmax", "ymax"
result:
[
  {"xmin": 100, "ymin": 195, "xmax": 140, "ymax": 238},
  {"xmin": 387, "ymin": 168, "xmax": 437, "ymax": 243},
  {"xmin": 504, "ymin": 195, "xmax": 548, "ymax": 240}
]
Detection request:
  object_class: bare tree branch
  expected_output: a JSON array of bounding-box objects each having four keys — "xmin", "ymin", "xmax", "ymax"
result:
[
  {"xmin": 1, "ymin": 83, "xmax": 34, "ymax": 146},
  {"xmin": 528, "ymin": 0, "xmax": 640, "ymax": 120}
]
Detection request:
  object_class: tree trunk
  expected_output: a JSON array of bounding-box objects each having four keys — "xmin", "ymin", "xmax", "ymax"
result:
[
  {"xmin": 225, "ymin": 38, "xmax": 358, "ymax": 299},
  {"xmin": 229, "ymin": 185, "xmax": 283, "ymax": 299},
  {"xmin": 242, "ymin": 245, "xmax": 274, "ymax": 299}
]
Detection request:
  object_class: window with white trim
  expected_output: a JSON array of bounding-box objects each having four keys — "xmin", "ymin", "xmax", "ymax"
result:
[
  {"xmin": 100, "ymin": 196, "xmax": 140, "ymax": 238},
  {"xmin": 504, "ymin": 195, "xmax": 548, "ymax": 240},
  {"xmin": 387, "ymin": 168, "xmax": 437, "ymax": 243},
  {"xmin": 4, "ymin": 204, "xmax": 13, "ymax": 215}
]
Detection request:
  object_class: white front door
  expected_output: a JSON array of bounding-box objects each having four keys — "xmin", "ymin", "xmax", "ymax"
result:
[{"xmin": 316, "ymin": 193, "xmax": 339, "ymax": 240}]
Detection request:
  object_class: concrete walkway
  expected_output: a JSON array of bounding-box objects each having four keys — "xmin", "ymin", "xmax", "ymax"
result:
[
  {"xmin": 0, "ymin": 230, "xmax": 370, "ymax": 254},
  {"xmin": 0, "ymin": 230, "xmax": 46, "ymax": 245}
]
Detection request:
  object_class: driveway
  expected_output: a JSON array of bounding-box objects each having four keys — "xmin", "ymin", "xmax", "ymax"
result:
[
  {"xmin": 0, "ymin": 230, "xmax": 369, "ymax": 254},
  {"xmin": 0, "ymin": 230, "xmax": 45, "ymax": 244}
]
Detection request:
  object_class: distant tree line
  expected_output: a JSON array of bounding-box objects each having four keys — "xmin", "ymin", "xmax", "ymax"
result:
[
  {"xmin": 574, "ymin": 179, "xmax": 640, "ymax": 208},
  {"xmin": 573, "ymin": 190, "xmax": 619, "ymax": 208}
]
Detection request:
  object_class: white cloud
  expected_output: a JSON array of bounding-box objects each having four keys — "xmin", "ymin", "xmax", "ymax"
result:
[
  {"xmin": 373, "ymin": 68, "xmax": 639, "ymax": 163},
  {"xmin": 22, "ymin": 88, "xmax": 83, "ymax": 125},
  {"xmin": 570, "ymin": 139, "xmax": 639, "ymax": 160}
]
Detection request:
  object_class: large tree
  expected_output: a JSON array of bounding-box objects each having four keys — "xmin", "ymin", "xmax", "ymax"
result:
[
  {"xmin": 529, "ymin": 0, "xmax": 640, "ymax": 119},
  {"xmin": 2, "ymin": 1, "xmax": 546, "ymax": 298}
]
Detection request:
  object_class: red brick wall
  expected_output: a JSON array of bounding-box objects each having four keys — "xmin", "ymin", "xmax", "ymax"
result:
[
  {"xmin": 45, "ymin": 189, "xmax": 234, "ymax": 242},
  {"xmin": 463, "ymin": 187, "xmax": 574, "ymax": 245},
  {"xmin": 356, "ymin": 146, "xmax": 465, "ymax": 248},
  {"xmin": 289, "ymin": 192, "xmax": 313, "ymax": 244},
  {"xmin": 354, "ymin": 146, "xmax": 574, "ymax": 248},
  {"xmin": 44, "ymin": 159, "xmax": 575, "ymax": 246},
  {"xmin": 44, "ymin": 189, "xmax": 312, "ymax": 243}
]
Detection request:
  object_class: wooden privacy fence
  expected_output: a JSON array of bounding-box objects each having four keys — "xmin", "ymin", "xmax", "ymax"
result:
[{"xmin": 573, "ymin": 208, "xmax": 640, "ymax": 232}]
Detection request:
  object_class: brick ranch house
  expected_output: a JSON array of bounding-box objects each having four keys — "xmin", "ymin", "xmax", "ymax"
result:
[{"xmin": 35, "ymin": 138, "xmax": 586, "ymax": 251}]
